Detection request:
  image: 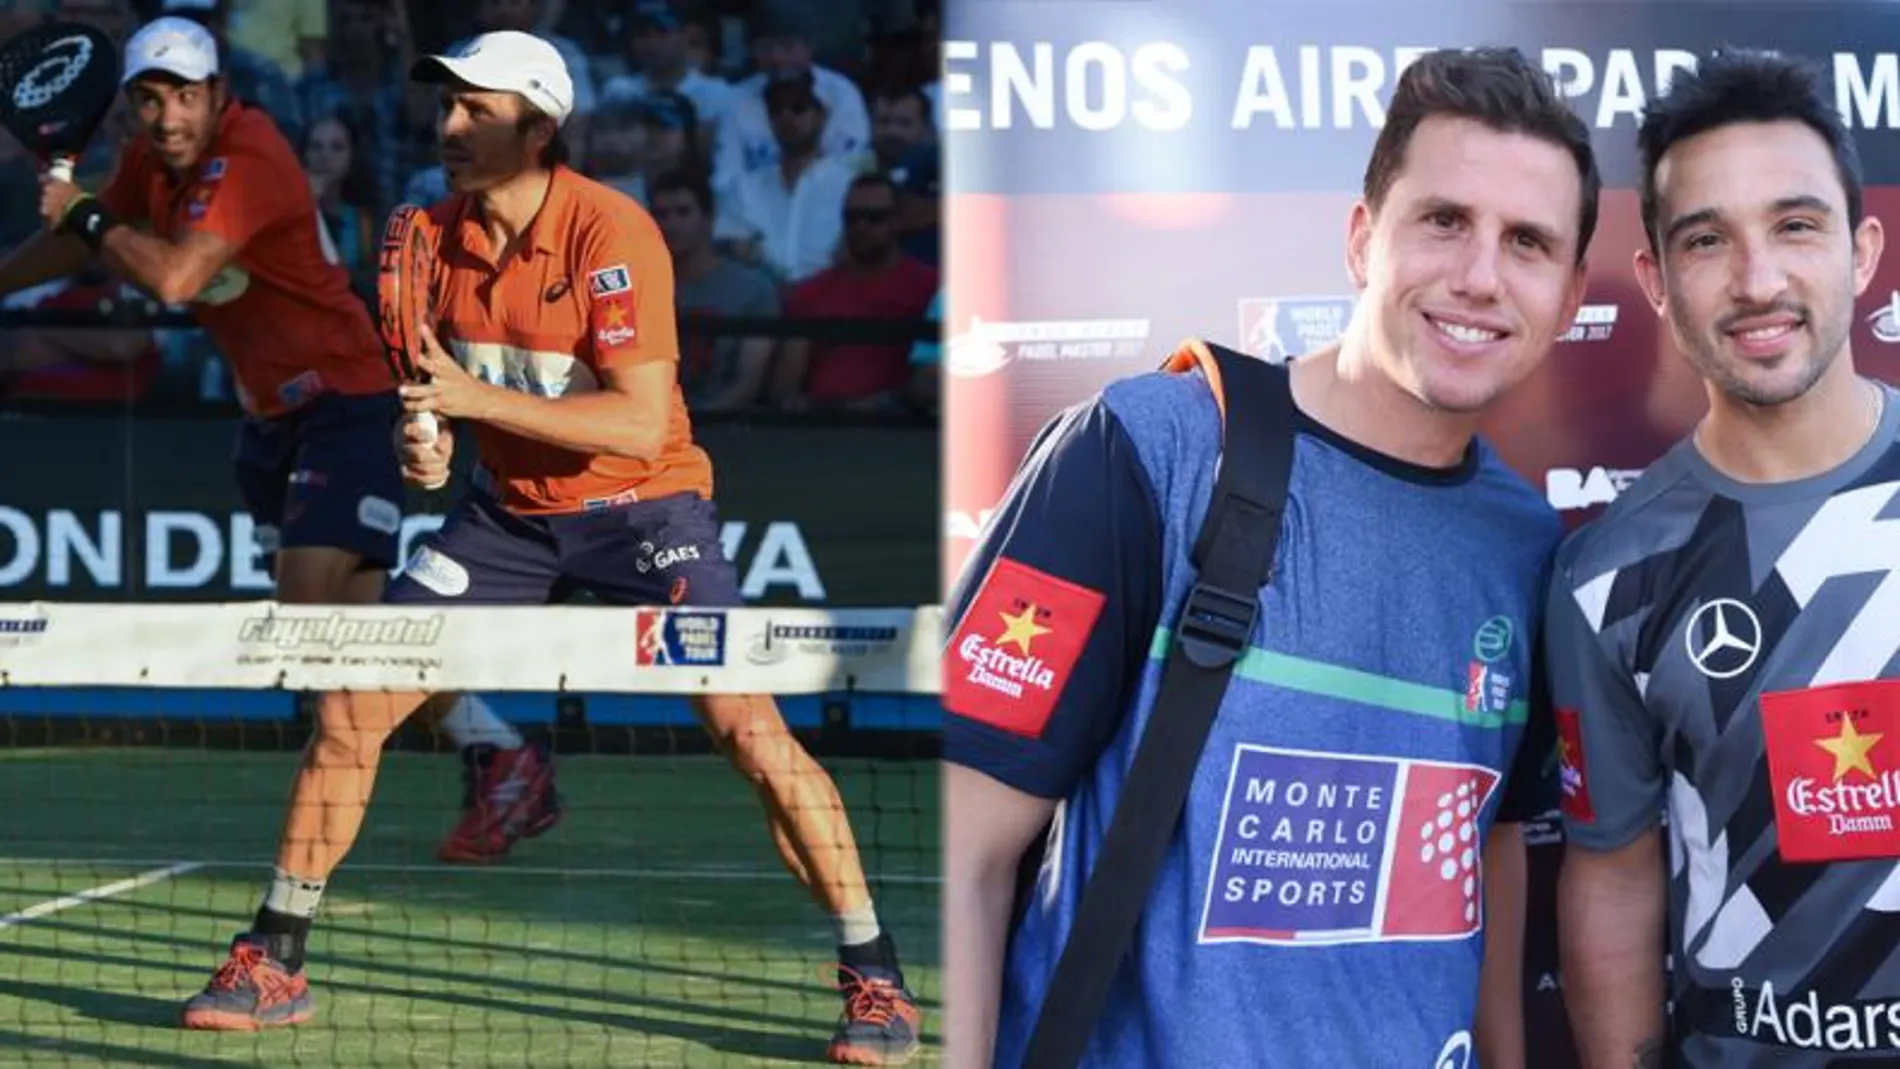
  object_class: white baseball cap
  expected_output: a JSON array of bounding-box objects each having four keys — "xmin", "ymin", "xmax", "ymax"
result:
[
  {"xmin": 121, "ymin": 17, "xmax": 221, "ymax": 86},
  {"xmin": 410, "ymin": 31, "xmax": 574, "ymax": 125}
]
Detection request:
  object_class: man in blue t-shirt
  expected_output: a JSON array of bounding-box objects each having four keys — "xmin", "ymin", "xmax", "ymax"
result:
[{"xmin": 943, "ymin": 47, "xmax": 1601, "ymax": 1069}]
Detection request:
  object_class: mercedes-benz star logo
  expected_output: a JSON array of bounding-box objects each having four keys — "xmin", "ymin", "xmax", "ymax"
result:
[{"xmin": 1685, "ymin": 598, "xmax": 1763, "ymax": 679}]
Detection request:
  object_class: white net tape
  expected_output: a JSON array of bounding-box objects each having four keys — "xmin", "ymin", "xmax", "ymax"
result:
[{"xmin": 0, "ymin": 602, "xmax": 944, "ymax": 693}]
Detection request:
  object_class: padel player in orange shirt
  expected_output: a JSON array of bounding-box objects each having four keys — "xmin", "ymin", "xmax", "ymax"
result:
[
  {"xmin": 176, "ymin": 30, "xmax": 922, "ymax": 1065},
  {"xmin": 0, "ymin": 17, "xmax": 564, "ymax": 864}
]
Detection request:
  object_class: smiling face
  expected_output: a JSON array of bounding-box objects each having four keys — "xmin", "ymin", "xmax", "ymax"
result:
[
  {"xmin": 1347, "ymin": 115, "xmax": 1587, "ymax": 415},
  {"xmin": 1636, "ymin": 119, "xmax": 1883, "ymax": 409},
  {"xmin": 126, "ymin": 74, "xmax": 225, "ymax": 174}
]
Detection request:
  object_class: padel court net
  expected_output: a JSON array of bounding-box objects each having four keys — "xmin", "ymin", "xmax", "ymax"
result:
[{"xmin": 0, "ymin": 602, "xmax": 942, "ymax": 1067}]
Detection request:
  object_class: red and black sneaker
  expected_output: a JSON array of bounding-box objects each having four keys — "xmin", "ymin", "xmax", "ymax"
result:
[
  {"xmin": 437, "ymin": 739, "xmax": 563, "ymax": 864},
  {"xmin": 827, "ymin": 961, "xmax": 922, "ymax": 1065},
  {"xmin": 180, "ymin": 933, "xmax": 314, "ymax": 1031}
]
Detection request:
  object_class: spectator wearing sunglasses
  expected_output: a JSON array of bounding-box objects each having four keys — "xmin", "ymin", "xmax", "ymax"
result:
[{"xmin": 771, "ymin": 173, "xmax": 938, "ymax": 412}]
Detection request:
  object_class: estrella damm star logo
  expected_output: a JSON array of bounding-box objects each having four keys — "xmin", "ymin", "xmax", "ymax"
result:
[
  {"xmin": 1816, "ymin": 714, "xmax": 1884, "ymax": 782},
  {"xmin": 603, "ymin": 302, "xmax": 629, "ymax": 329},
  {"xmin": 995, "ymin": 603, "xmax": 1051, "ymax": 655}
]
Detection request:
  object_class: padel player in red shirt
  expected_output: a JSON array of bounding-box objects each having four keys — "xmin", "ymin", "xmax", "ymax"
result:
[{"xmin": 0, "ymin": 17, "xmax": 563, "ymax": 865}]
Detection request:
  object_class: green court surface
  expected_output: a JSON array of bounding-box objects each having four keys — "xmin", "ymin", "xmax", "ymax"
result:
[{"xmin": 0, "ymin": 750, "xmax": 941, "ymax": 1067}]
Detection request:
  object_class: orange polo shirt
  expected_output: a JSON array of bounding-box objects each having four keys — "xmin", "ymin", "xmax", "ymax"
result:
[
  {"xmin": 427, "ymin": 165, "xmax": 712, "ymax": 514},
  {"xmin": 99, "ymin": 101, "xmax": 390, "ymax": 416}
]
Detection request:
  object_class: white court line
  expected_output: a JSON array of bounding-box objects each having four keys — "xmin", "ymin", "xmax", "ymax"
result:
[
  {"xmin": 0, "ymin": 857, "xmax": 940, "ymax": 885},
  {"xmin": 0, "ymin": 862, "xmax": 204, "ymax": 931}
]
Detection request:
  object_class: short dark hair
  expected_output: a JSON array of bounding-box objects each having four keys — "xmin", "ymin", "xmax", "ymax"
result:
[
  {"xmin": 514, "ymin": 107, "xmax": 568, "ymax": 168},
  {"xmin": 1363, "ymin": 47, "xmax": 1599, "ymax": 264},
  {"xmin": 847, "ymin": 172, "xmax": 897, "ymax": 203},
  {"xmin": 302, "ymin": 111, "xmax": 380, "ymax": 209},
  {"xmin": 1636, "ymin": 48, "xmax": 1863, "ymax": 253},
  {"xmin": 871, "ymin": 83, "xmax": 931, "ymax": 119},
  {"xmin": 649, "ymin": 168, "xmax": 713, "ymax": 216}
]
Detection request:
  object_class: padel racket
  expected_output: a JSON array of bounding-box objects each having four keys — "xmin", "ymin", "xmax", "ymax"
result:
[
  {"xmin": 377, "ymin": 203, "xmax": 441, "ymax": 450},
  {"xmin": 0, "ymin": 22, "xmax": 120, "ymax": 183}
]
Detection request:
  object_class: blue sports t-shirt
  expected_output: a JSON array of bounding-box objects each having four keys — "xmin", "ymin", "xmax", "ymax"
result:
[{"xmin": 944, "ymin": 357, "xmax": 1561, "ymax": 1068}]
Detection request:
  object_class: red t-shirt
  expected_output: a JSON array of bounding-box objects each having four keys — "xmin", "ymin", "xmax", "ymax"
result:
[
  {"xmin": 99, "ymin": 102, "xmax": 390, "ymax": 416},
  {"xmin": 784, "ymin": 257, "xmax": 938, "ymax": 402}
]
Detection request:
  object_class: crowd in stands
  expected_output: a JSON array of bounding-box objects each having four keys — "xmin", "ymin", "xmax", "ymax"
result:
[{"xmin": 0, "ymin": 0, "xmax": 943, "ymax": 416}]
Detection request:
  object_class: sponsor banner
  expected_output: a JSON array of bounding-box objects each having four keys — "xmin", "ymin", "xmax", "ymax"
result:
[
  {"xmin": 944, "ymin": 317, "xmax": 1151, "ymax": 378},
  {"xmin": 942, "ymin": 4, "xmax": 1900, "ymax": 195},
  {"xmin": 0, "ymin": 419, "xmax": 937, "ymax": 607},
  {"xmin": 0, "ymin": 603, "xmax": 943, "ymax": 694}
]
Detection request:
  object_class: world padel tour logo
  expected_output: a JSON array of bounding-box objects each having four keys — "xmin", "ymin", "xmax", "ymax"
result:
[
  {"xmin": 942, "ymin": 557, "xmax": 1103, "ymax": 738},
  {"xmin": 1463, "ymin": 615, "xmax": 1515, "ymax": 718},
  {"xmin": 1236, "ymin": 296, "xmax": 1354, "ymax": 363},
  {"xmin": 944, "ymin": 317, "xmax": 1149, "ymax": 377},
  {"xmin": 1762, "ymin": 680, "xmax": 1900, "ymax": 862},
  {"xmin": 634, "ymin": 609, "xmax": 726, "ymax": 667},
  {"xmin": 1198, "ymin": 743, "xmax": 1500, "ymax": 946}
]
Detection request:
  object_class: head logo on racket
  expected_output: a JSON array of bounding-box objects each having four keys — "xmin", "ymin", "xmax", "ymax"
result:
[{"xmin": 378, "ymin": 204, "xmax": 443, "ymax": 448}]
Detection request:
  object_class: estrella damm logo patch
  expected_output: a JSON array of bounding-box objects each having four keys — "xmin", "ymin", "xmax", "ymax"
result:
[
  {"xmin": 1555, "ymin": 706, "xmax": 1595, "ymax": 823},
  {"xmin": 1762, "ymin": 679, "xmax": 1900, "ymax": 862},
  {"xmin": 942, "ymin": 556, "xmax": 1103, "ymax": 738}
]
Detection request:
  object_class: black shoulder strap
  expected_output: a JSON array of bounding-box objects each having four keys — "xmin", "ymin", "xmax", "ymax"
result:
[{"xmin": 1021, "ymin": 341, "xmax": 1297, "ymax": 1069}]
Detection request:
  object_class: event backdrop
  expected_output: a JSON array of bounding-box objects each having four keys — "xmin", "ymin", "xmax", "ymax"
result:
[
  {"xmin": 0, "ymin": 419, "xmax": 938, "ymax": 608},
  {"xmin": 942, "ymin": 0, "xmax": 1900, "ymax": 1062}
]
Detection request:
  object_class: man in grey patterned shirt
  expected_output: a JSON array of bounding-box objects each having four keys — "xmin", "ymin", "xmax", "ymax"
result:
[{"xmin": 1551, "ymin": 50, "xmax": 1900, "ymax": 1069}]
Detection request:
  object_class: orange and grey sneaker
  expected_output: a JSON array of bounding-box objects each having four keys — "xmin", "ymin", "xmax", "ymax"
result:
[
  {"xmin": 180, "ymin": 933, "xmax": 314, "ymax": 1031},
  {"xmin": 437, "ymin": 740, "xmax": 563, "ymax": 864},
  {"xmin": 827, "ymin": 959, "xmax": 922, "ymax": 1065}
]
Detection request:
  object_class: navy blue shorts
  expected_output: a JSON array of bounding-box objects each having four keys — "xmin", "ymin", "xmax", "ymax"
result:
[
  {"xmin": 233, "ymin": 392, "xmax": 405, "ymax": 573},
  {"xmin": 385, "ymin": 489, "xmax": 742, "ymax": 607}
]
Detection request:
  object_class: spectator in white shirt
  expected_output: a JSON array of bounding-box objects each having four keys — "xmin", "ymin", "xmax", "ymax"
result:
[
  {"xmin": 729, "ymin": 71, "xmax": 857, "ymax": 284},
  {"xmin": 601, "ymin": 0, "xmax": 733, "ymax": 169},
  {"xmin": 712, "ymin": 1, "xmax": 868, "ymax": 203}
]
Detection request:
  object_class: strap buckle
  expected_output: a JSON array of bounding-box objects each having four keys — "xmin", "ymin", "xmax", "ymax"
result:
[{"xmin": 1176, "ymin": 582, "xmax": 1258, "ymax": 669}]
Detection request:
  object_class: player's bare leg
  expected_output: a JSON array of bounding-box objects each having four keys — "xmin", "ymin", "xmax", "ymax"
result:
[
  {"xmin": 274, "ymin": 548, "xmax": 560, "ymax": 863},
  {"xmin": 274, "ymin": 546, "xmax": 378, "ymax": 605},
  {"xmin": 696, "ymin": 693, "xmax": 869, "ymax": 911},
  {"xmin": 695, "ymin": 692, "xmax": 920, "ymax": 1065},
  {"xmin": 275, "ymin": 689, "xmax": 431, "ymax": 881}
]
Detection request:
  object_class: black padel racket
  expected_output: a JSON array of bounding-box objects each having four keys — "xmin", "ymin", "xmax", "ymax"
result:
[{"xmin": 0, "ymin": 22, "xmax": 120, "ymax": 183}]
